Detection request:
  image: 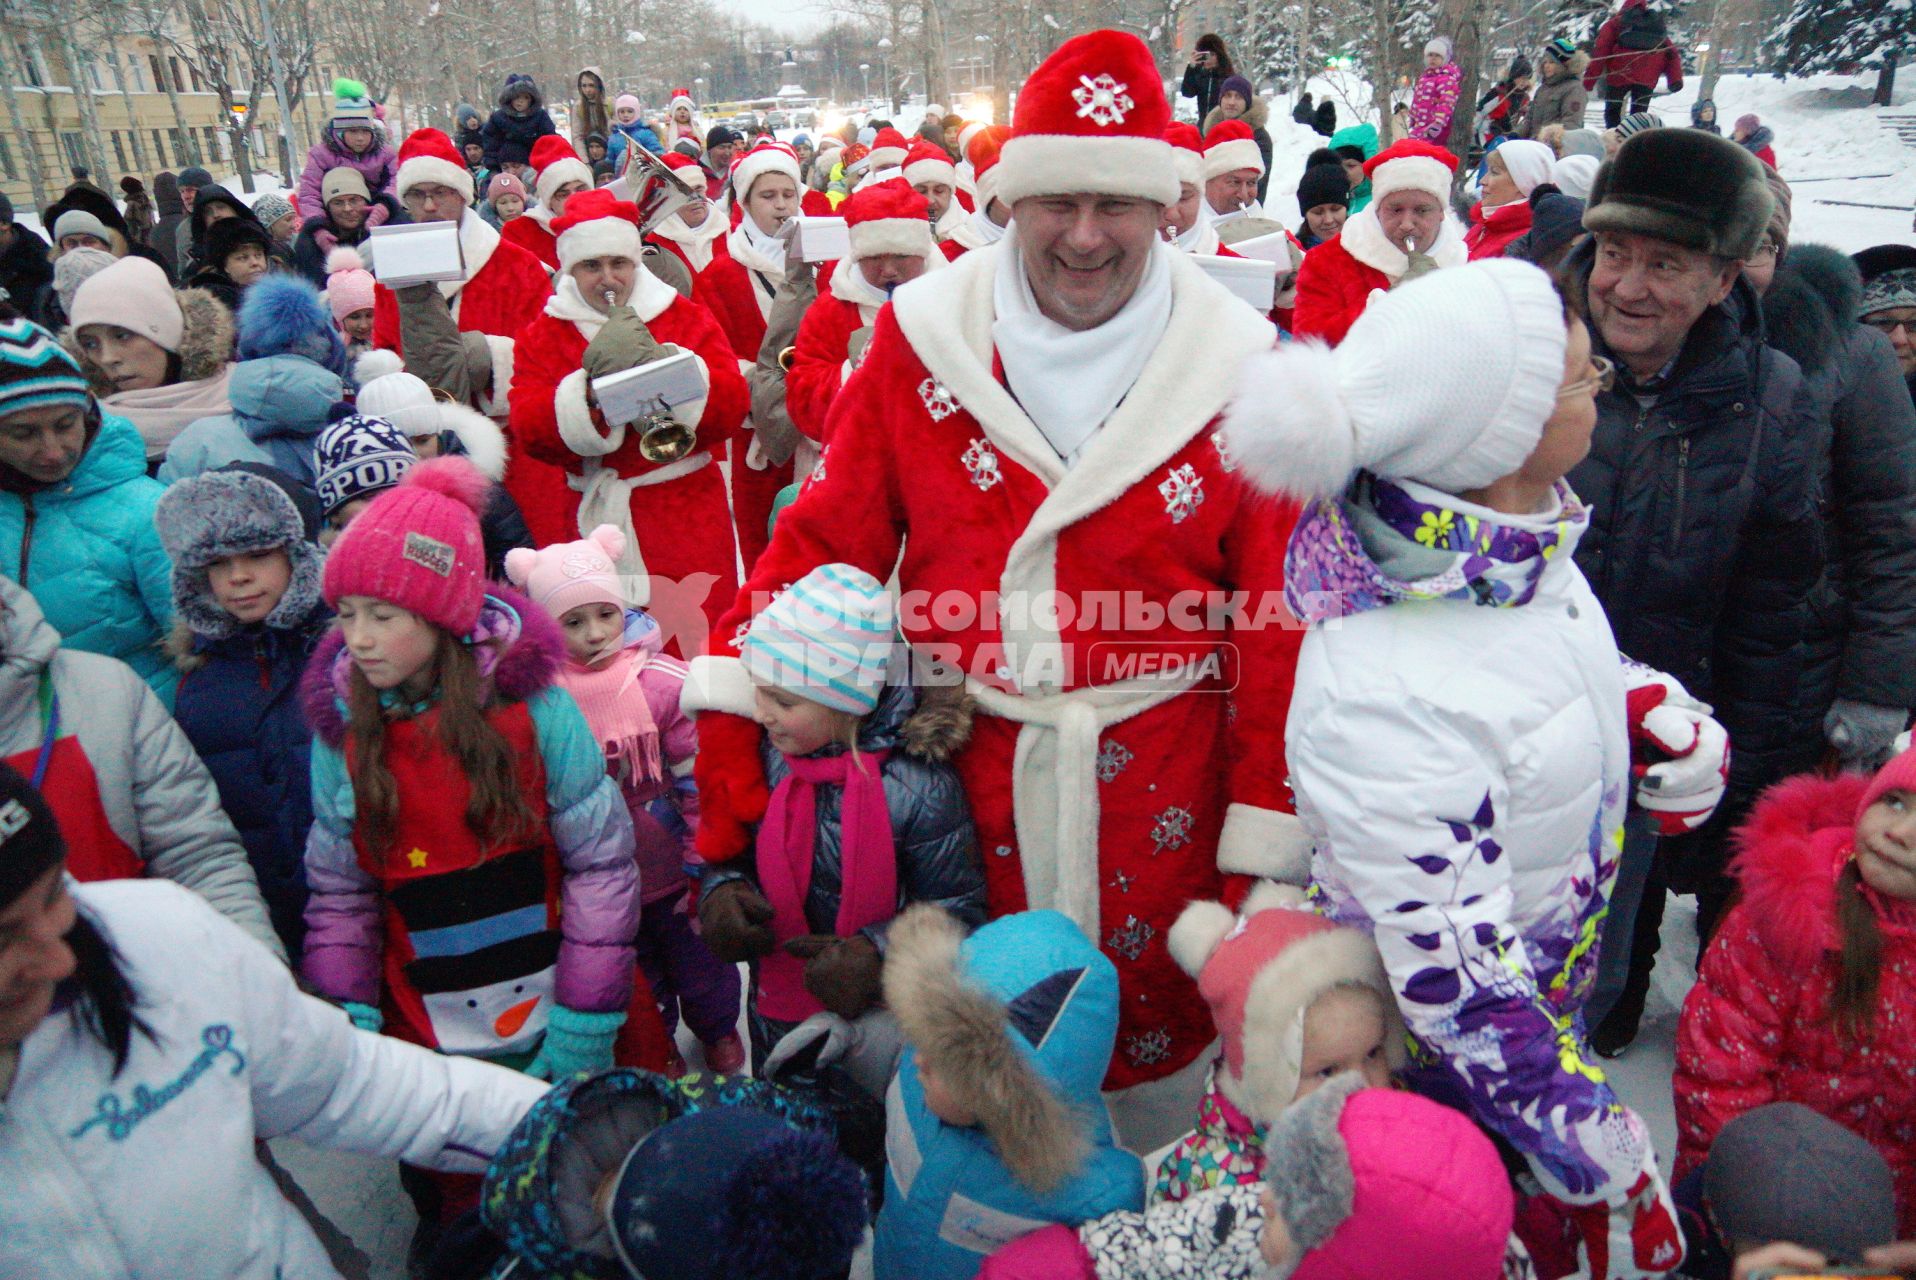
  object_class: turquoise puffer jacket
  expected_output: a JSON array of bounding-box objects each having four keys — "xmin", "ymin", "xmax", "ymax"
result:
[
  {"xmin": 0, "ymin": 412, "xmax": 176, "ymax": 705},
  {"xmin": 158, "ymin": 354, "xmax": 345, "ymax": 489}
]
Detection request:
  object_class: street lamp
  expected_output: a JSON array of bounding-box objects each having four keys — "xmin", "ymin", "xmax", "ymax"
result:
[
  {"xmin": 859, "ymin": 62, "xmax": 871, "ymax": 102},
  {"xmin": 878, "ymin": 37, "xmax": 893, "ymax": 113}
]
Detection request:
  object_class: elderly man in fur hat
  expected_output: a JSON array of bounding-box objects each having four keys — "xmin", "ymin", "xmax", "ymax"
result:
[{"xmin": 683, "ymin": 29, "xmax": 1304, "ymax": 1155}]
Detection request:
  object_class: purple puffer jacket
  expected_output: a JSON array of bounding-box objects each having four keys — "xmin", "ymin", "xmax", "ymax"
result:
[
  {"xmin": 297, "ymin": 136, "xmax": 400, "ymax": 214},
  {"xmin": 298, "ymin": 588, "xmax": 640, "ymax": 1018}
]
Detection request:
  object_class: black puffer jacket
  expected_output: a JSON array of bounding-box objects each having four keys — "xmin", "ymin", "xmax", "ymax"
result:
[
  {"xmin": 1760, "ymin": 244, "xmax": 1916, "ymax": 763},
  {"xmin": 482, "ymin": 76, "xmax": 558, "ymax": 168},
  {"xmin": 1565, "ymin": 239, "xmax": 1823, "ymax": 887}
]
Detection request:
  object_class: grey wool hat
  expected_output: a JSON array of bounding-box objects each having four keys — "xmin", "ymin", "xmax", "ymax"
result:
[
  {"xmin": 1703, "ymin": 1102, "xmax": 1897, "ymax": 1262},
  {"xmin": 1583, "ymin": 127, "xmax": 1774, "ymax": 261},
  {"xmin": 153, "ymin": 465, "xmax": 324, "ymax": 639}
]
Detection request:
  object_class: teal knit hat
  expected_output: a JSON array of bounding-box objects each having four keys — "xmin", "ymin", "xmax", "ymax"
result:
[
  {"xmin": 331, "ymin": 77, "xmax": 377, "ymax": 130},
  {"xmin": 741, "ymin": 562, "xmax": 896, "ymax": 715},
  {"xmin": 0, "ymin": 315, "xmax": 89, "ymax": 421}
]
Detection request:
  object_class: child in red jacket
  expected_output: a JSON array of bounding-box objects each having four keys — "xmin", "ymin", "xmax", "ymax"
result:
[{"xmin": 1675, "ymin": 744, "xmax": 1916, "ymax": 1235}]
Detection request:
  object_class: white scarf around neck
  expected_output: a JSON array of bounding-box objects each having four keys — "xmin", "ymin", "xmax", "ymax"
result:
[
  {"xmin": 545, "ymin": 268, "xmax": 681, "ymax": 341},
  {"xmin": 990, "ymin": 226, "xmax": 1174, "ymax": 468},
  {"xmin": 1339, "ymin": 204, "xmax": 1469, "ymax": 280},
  {"xmin": 726, "ymin": 216, "xmax": 788, "ymax": 320},
  {"xmin": 830, "ymin": 250, "xmax": 947, "ymax": 322},
  {"xmin": 1174, "ymin": 205, "xmax": 1219, "ymax": 255},
  {"xmin": 654, "ymin": 205, "xmax": 727, "ymax": 273}
]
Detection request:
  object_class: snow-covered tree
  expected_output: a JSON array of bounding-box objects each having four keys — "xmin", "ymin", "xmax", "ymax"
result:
[{"xmin": 1769, "ymin": 0, "xmax": 1911, "ymax": 104}]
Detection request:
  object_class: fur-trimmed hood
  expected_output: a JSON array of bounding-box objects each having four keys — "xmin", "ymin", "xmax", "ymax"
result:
[
  {"xmin": 435, "ymin": 399, "xmax": 509, "ymax": 483},
  {"xmin": 884, "ymin": 905, "xmax": 1116, "ymax": 1194},
  {"xmin": 1202, "ymin": 95, "xmax": 1271, "ymax": 135},
  {"xmin": 1542, "ymin": 48, "xmax": 1591, "ymax": 80},
  {"xmin": 63, "ymin": 285, "xmax": 234, "ymax": 396},
  {"xmin": 299, "ymin": 585, "xmax": 564, "ymax": 746},
  {"xmin": 1761, "ymin": 243, "xmax": 1862, "ymax": 375},
  {"xmin": 1729, "ymin": 771, "xmax": 1875, "ymax": 968}
]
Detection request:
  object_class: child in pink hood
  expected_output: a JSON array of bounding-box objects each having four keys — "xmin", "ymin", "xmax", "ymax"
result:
[
  {"xmin": 507, "ymin": 525, "xmax": 744, "ymax": 1073},
  {"xmin": 1409, "ymin": 37, "xmax": 1464, "ymax": 143}
]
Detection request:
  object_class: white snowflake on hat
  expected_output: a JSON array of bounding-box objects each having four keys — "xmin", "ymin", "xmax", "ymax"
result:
[
  {"xmin": 1124, "ymin": 1027, "xmax": 1172, "ymax": 1067},
  {"xmin": 1072, "ymin": 73, "xmax": 1134, "ymax": 128}
]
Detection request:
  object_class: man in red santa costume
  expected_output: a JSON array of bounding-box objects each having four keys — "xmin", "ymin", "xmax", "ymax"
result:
[
  {"xmin": 693, "ymin": 139, "xmax": 805, "ymax": 570},
  {"xmin": 509, "ymin": 189, "xmax": 749, "ymax": 636},
  {"xmin": 901, "ymin": 139, "xmax": 967, "ymax": 253},
  {"xmin": 684, "ymin": 29, "xmax": 1305, "ymax": 1152},
  {"xmin": 1201, "ymin": 119, "xmax": 1267, "ymax": 220},
  {"xmin": 1292, "ymin": 137, "xmax": 1467, "ymax": 344},
  {"xmin": 646, "ymin": 151, "xmax": 730, "ymax": 277},
  {"xmin": 785, "ymin": 178, "xmax": 944, "ymax": 444},
  {"xmin": 370, "ymin": 127, "xmax": 571, "ymax": 544},
  {"xmin": 940, "ymin": 124, "xmax": 1012, "ymax": 256},
  {"xmin": 1192, "ymin": 121, "xmax": 1308, "ymax": 330},
  {"xmin": 864, "ymin": 126, "xmax": 912, "ymax": 176},
  {"xmin": 1161, "ymin": 122, "xmax": 1219, "ymax": 253},
  {"xmin": 500, "ymin": 134, "xmax": 595, "ymax": 270}
]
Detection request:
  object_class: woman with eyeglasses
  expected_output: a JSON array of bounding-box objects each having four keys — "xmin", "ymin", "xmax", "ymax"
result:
[{"xmin": 1222, "ymin": 259, "xmax": 1688, "ymax": 1278}]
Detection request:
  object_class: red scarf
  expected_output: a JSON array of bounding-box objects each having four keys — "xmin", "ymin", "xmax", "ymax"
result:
[{"xmin": 755, "ymin": 748, "xmax": 896, "ymax": 1021}]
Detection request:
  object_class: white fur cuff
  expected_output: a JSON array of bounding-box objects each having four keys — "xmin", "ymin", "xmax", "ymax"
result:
[
  {"xmin": 1217, "ymin": 803, "xmax": 1313, "ymax": 883},
  {"xmin": 555, "ymin": 366, "xmax": 623, "ymax": 457},
  {"xmin": 996, "ymin": 134, "xmax": 1179, "ymax": 209},
  {"xmin": 683, "ymin": 654, "xmax": 756, "ymax": 717},
  {"xmin": 479, "ymin": 334, "xmax": 516, "ymax": 418}
]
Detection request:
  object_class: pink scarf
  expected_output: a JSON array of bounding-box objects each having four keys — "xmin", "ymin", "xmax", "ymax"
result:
[
  {"xmin": 755, "ymin": 748, "xmax": 895, "ymax": 1022},
  {"xmin": 560, "ymin": 650, "xmax": 663, "ymax": 792}
]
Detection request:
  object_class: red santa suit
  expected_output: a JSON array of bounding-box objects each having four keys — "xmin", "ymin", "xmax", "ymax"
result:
[
  {"xmin": 1291, "ymin": 139, "xmax": 1468, "ymax": 345},
  {"xmin": 647, "ymin": 154, "xmax": 730, "ymax": 277},
  {"xmin": 941, "ymin": 125, "xmax": 1012, "ymax": 258},
  {"xmin": 508, "ymin": 190, "xmax": 750, "ymax": 637},
  {"xmin": 902, "ymin": 139, "xmax": 969, "ymax": 251},
  {"xmin": 498, "ymin": 136, "xmax": 594, "ymax": 271},
  {"xmin": 685, "ymin": 32, "xmax": 1307, "ymax": 1125},
  {"xmin": 372, "ymin": 128, "xmax": 570, "ymax": 545},
  {"xmin": 692, "ymin": 140, "xmax": 806, "ymax": 570}
]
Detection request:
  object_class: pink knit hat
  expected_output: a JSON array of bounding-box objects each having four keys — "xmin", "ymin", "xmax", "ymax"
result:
[
  {"xmin": 322, "ymin": 455, "xmax": 491, "ymax": 634},
  {"xmin": 324, "ymin": 246, "xmax": 376, "ymax": 321},
  {"xmin": 503, "ymin": 524, "xmax": 627, "ymax": 621},
  {"xmin": 488, "ymin": 171, "xmax": 528, "ymax": 203},
  {"xmin": 1265, "ymin": 1080, "xmax": 1514, "ymax": 1280},
  {"xmin": 1858, "ymin": 743, "xmax": 1916, "ymax": 825},
  {"xmin": 1168, "ymin": 884, "xmax": 1405, "ymax": 1124}
]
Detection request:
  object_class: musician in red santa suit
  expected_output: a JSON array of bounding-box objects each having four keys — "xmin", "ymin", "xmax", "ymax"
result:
[
  {"xmin": 692, "ymin": 139, "xmax": 805, "ymax": 571},
  {"xmin": 647, "ymin": 152, "xmax": 729, "ymax": 277},
  {"xmin": 1292, "ymin": 137, "xmax": 1467, "ymax": 344},
  {"xmin": 370, "ymin": 127, "xmax": 572, "ymax": 545},
  {"xmin": 941, "ymin": 125, "xmax": 1012, "ymax": 258},
  {"xmin": 684, "ymin": 29, "xmax": 1306, "ymax": 1152},
  {"xmin": 901, "ymin": 139, "xmax": 968, "ymax": 257},
  {"xmin": 785, "ymin": 178, "xmax": 944, "ymax": 445},
  {"xmin": 1161, "ymin": 122, "xmax": 1221, "ymax": 254},
  {"xmin": 500, "ymin": 134, "xmax": 595, "ymax": 270},
  {"xmin": 1192, "ymin": 122, "xmax": 1309, "ymax": 330},
  {"xmin": 509, "ymin": 189, "xmax": 749, "ymax": 635}
]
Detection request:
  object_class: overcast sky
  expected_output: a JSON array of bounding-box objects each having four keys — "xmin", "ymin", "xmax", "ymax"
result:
[{"xmin": 711, "ymin": 0, "xmax": 833, "ymax": 36}]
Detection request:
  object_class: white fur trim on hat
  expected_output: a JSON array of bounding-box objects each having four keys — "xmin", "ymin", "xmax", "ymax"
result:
[
  {"xmin": 996, "ymin": 134, "xmax": 1179, "ymax": 208},
  {"xmin": 867, "ymin": 143, "xmax": 909, "ymax": 171},
  {"xmin": 1172, "ymin": 147, "xmax": 1202, "ymax": 188},
  {"xmin": 536, "ymin": 157, "xmax": 595, "ymax": 209},
  {"xmin": 849, "ymin": 216, "xmax": 935, "ymax": 260},
  {"xmin": 904, "ymin": 153, "xmax": 958, "ymax": 188},
  {"xmin": 1203, "ymin": 139, "xmax": 1265, "ymax": 182},
  {"xmin": 731, "ymin": 146, "xmax": 803, "ymax": 204},
  {"xmin": 1368, "ymin": 154, "xmax": 1453, "ymax": 205},
  {"xmin": 397, "ymin": 154, "xmax": 475, "ymax": 204},
  {"xmin": 1167, "ymin": 901, "xmax": 1236, "ymax": 979},
  {"xmin": 556, "ymin": 214, "xmax": 642, "ymax": 272}
]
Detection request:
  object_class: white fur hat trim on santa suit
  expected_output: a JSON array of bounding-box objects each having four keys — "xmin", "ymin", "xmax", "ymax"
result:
[
  {"xmin": 729, "ymin": 140, "xmax": 803, "ymax": 205},
  {"xmin": 866, "ymin": 127, "xmax": 913, "ymax": 173},
  {"xmin": 1365, "ymin": 138, "xmax": 1460, "ymax": 205},
  {"xmin": 395, "ymin": 127, "xmax": 475, "ymax": 204},
  {"xmin": 902, "ymin": 140, "xmax": 957, "ymax": 190},
  {"xmin": 996, "ymin": 29, "xmax": 1179, "ymax": 209},
  {"xmin": 1203, "ymin": 120, "xmax": 1266, "ymax": 182},
  {"xmin": 551, "ymin": 188, "xmax": 642, "ymax": 273},
  {"xmin": 670, "ymin": 88, "xmax": 695, "ymax": 113},
  {"xmin": 844, "ymin": 178, "xmax": 935, "ymax": 260},
  {"xmin": 530, "ymin": 135, "xmax": 594, "ymax": 209},
  {"xmin": 1164, "ymin": 122, "xmax": 1204, "ymax": 188}
]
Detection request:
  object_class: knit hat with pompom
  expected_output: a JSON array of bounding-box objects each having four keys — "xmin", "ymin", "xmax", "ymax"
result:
[
  {"xmin": 322, "ymin": 454, "xmax": 491, "ymax": 633},
  {"xmin": 324, "ymin": 246, "xmax": 376, "ymax": 322}
]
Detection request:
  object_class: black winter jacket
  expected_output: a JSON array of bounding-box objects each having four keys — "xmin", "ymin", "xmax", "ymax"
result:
[
  {"xmin": 1181, "ymin": 63, "xmax": 1226, "ymax": 123},
  {"xmin": 1759, "ymin": 244, "xmax": 1916, "ymax": 757},
  {"xmin": 0, "ymin": 224, "xmax": 51, "ymax": 313},
  {"xmin": 290, "ymin": 194, "xmax": 410, "ymax": 287},
  {"xmin": 1565, "ymin": 240, "xmax": 1823, "ymax": 885},
  {"xmin": 482, "ymin": 107, "xmax": 559, "ymax": 168}
]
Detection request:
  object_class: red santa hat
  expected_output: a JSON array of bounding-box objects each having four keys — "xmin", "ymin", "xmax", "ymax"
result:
[
  {"xmin": 530, "ymin": 134, "xmax": 594, "ymax": 209},
  {"xmin": 1164, "ymin": 121, "xmax": 1203, "ymax": 188},
  {"xmin": 660, "ymin": 150, "xmax": 702, "ymax": 176},
  {"xmin": 901, "ymin": 139, "xmax": 957, "ymax": 190},
  {"xmin": 957, "ymin": 120, "xmax": 988, "ymax": 157},
  {"xmin": 996, "ymin": 29, "xmax": 1177, "ymax": 209},
  {"xmin": 1203, "ymin": 119, "xmax": 1265, "ymax": 182},
  {"xmin": 1364, "ymin": 138, "xmax": 1459, "ymax": 205},
  {"xmin": 551, "ymin": 188, "xmax": 642, "ymax": 273},
  {"xmin": 728, "ymin": 139, "xmax": 803, "ymax": 205},
  {"xmin": 395, "ymin": 127, "xmax": 475, "ymax": 205},
  {"xmin": 965, "ymin": 124, "xmax": 1011, "ymax": 208},
  {"xmin": 844, "ymin": 177, "xmax": 934, "ymax": 261},
  {"xmin": 670, "ymin": 87, "xmax": 696, "ymax": 114},
  {"xmin": 867, "ymin": 127, "xmax": 913, "ymax": 172}
]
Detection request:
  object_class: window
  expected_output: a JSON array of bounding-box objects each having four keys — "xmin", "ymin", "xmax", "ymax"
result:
[
  {"xmin": 112, "ymin": 132, "xmax": 128, "ymax": 173},
  {"xmin": 203, "ymin": 125, "xmax": 219, "ymax": 161},
  {"xmin": 169, "ymin": 55, "xmax": 184, "ymax": 91},
  {"xmin": 149, "ymin": 54, "xmax": 166, "ymax": 90},
  {"xmin": 188, "ymin": 64, "xmax": 204, "ymax": 93},
  {"xmin": 61, "ymin": 132, "xmax": 87, "ymax": 169},
  {"xmin": 0, "ymin": 138, "xmax": 14, "ymax": 180},
  {"xmin": 15, "ymin": 43, "xmax": 42, "ymax": 88},
  {"xmin": 152, "ymin": 129, "xmax": 168, "ymax": 165},
  {"xmin": 170, "ymin": 127, "xmax": 189, "ymax": 163}
]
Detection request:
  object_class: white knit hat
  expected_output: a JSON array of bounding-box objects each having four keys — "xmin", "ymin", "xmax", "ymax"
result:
[
  {"xmin": 1494, "ymin": 139, "xmax": 1556, "ymax": 198},
  {"xmin": 69, "ymin": 256, "xmax": 185, "ymax": 352},
  {"xmin": 741, "ymin": 563, "xmax": 896, "ymax": 715},
  {"xmin": 1222, "ymin": 259, "xmax": 1568, "ymax": 497},
  {"xmin": 1551, "ymin": 153, "xmax": 1599, "ymax": 201},
  {"xmin": 355, "ymin": 370, "xmax": 441, "ymax": 439}
]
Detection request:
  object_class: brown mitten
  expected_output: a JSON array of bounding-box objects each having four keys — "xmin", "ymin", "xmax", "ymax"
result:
[
  {"xmin": 787, "ymin": 933, "xmax": 883, "ymax": 1020},
  {"xmin": 581, "ymin": 304, "xmax": 668, "ymax": 382},
  {"xmin": 699, "ymin": 880, "xmax": 778, "ymax": 963}
]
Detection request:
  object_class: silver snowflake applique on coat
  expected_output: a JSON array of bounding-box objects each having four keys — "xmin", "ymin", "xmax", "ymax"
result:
[
  {"xmin": 1107, "ymin": 914, "xmax": 1155, "ymax": 961},
  {"xmin": 1150, "ymin": 805, "xmax": 1194, "ymax": 854},
  {"xmin": 919, "ymin": 377, "xmax": 960, "ymax": 421},
  {"xmin": 809, "ymin": 447, "xmax": 828, "ymax": 485},
  {"xmin": 1111, "ymin": 869, "xmax": 1136, "ymax": 894},
  {"xmin": 1124, "ymin": 1028, "xmax": 1172, "ymax": 1067},
  {"xmin": 1095, "ymin": 739, "xmax": 1133, "ymax": 783},
  {"xmin": 1211, "ymin": 429, "xmax": 1237, "ymax": 473},
  {"xmin": 1159, "ymin": 463, "xmax": 1204, "ymax": 523},
  {"xmin": 961, "ymin": 438, "xmax": 1003, "ymax": 491},
  {"xmin": 1072, "ymin": 74, "xmax": 1134, "ymax": 127}
]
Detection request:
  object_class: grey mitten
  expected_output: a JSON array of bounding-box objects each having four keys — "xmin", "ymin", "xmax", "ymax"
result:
[
  {"xmin": 1825, "ymin": 698, "xmax": 1910, "ymax": 768},
  {"xmin": 581, "ymin": 304, "xmax": 668, "ymax": 383},
  {"xmin": 847, "ymin": 326, "xmax": 875, "ymax": 367}
]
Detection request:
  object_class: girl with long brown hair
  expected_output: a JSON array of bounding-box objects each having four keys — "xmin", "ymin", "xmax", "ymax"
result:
[{"xmin": 1676, "ymin": 743, "xmax": 1916, "ymax": 1235}]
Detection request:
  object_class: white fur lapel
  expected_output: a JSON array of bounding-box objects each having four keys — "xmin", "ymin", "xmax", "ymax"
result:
[
  {"xmin": 444, "ymin": 210, "xmax": 502, "ymax": 305},
  {"xmin": 1338, "ymin": 205, "xmax": 1468, "ymax": 279},
  {"xmin": 545, "ymin": 272, "xmax": 681, "ymax": 342}
]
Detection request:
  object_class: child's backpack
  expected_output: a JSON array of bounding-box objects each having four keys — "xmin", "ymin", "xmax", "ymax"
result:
[{"xmin": 1615, "ymin": 4, "xmax": 1668, "ymax": 50}]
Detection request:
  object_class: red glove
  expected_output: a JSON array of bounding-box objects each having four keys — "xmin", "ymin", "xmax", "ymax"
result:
[
  {"xmin": 693, "ymin": 710, "xmax": 770, "ymax": 861},
  {"xmin": 1556, "ymin": 1169, "xmax": 1684, "ymax": 1279}
]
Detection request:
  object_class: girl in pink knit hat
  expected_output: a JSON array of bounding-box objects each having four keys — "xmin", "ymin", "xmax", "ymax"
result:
[
  {"xmin": 505, "ymin": 524, "xmax": 744, "ymax": 1074},
  {"xmin": 297, "ymin": 457, "xmax": 667, "ymax": 1229}
]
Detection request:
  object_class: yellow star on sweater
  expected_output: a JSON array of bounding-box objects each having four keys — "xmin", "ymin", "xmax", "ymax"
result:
[{"xmin": 406, "ymin": 847, "xmax": 429, "ymax": 869}]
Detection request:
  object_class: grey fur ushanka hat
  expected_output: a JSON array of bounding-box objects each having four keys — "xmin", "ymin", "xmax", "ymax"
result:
[
  {"xmin": 154, "ymin": 466, "xmax": 323, "ymax": 638},
  {"xmin": 1583, "ymin": 127, "xmax": 1773, "ymax": 261}
]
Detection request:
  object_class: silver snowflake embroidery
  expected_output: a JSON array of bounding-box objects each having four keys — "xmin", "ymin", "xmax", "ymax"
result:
[
  {"xmin": 1124, "ymin": 1028, "xmax": 1172, "ymax": 1067},
  {"xmin": 1151, "ymin": 805, "xmax": 1194, "ymax": 854},
  {"xmin": 1111, "ymin": 869, "xmax": 1136, "ymax": 894},
  {"xmin": 1072, "ymin": 73, "xmax": 1135, "ymax": 128},
  {"xmin": 1159, "ymin": 463, "xmax": 1205, "ymax": 524},
  {"xmin": 919, "ymin": 377, "xmax": 960, "ymax": 421},
  {"xmin": 809, "ymin": 448, "xmax": 828, "ymax": 485},
  {"xmin": 1095, "ymin": 739, "xmax": 1133, "ymax": 784},
  {"xmin": 1107, "ymin": 914, "xmax": 1155, "ymax": 961},
  {"xmin": 961, "ymin": 438, "xmax": 1003, "ymax": 491},
  {"xmin": 1211, "ymin": 428, "xmax": 1237, "ymax": 473}
]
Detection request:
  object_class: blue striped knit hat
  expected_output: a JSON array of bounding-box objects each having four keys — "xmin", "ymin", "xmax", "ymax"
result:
[
  {"xmin": 0, "ymin": 316, "xmax": 89, "ymax": 420},
  {"xmin": 741, "ymin": 563, "xmax": 895, "ymax": 715},
  {"xmin": 314, "ymin": 411, "xmax": 415, "ymax": 516}
]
